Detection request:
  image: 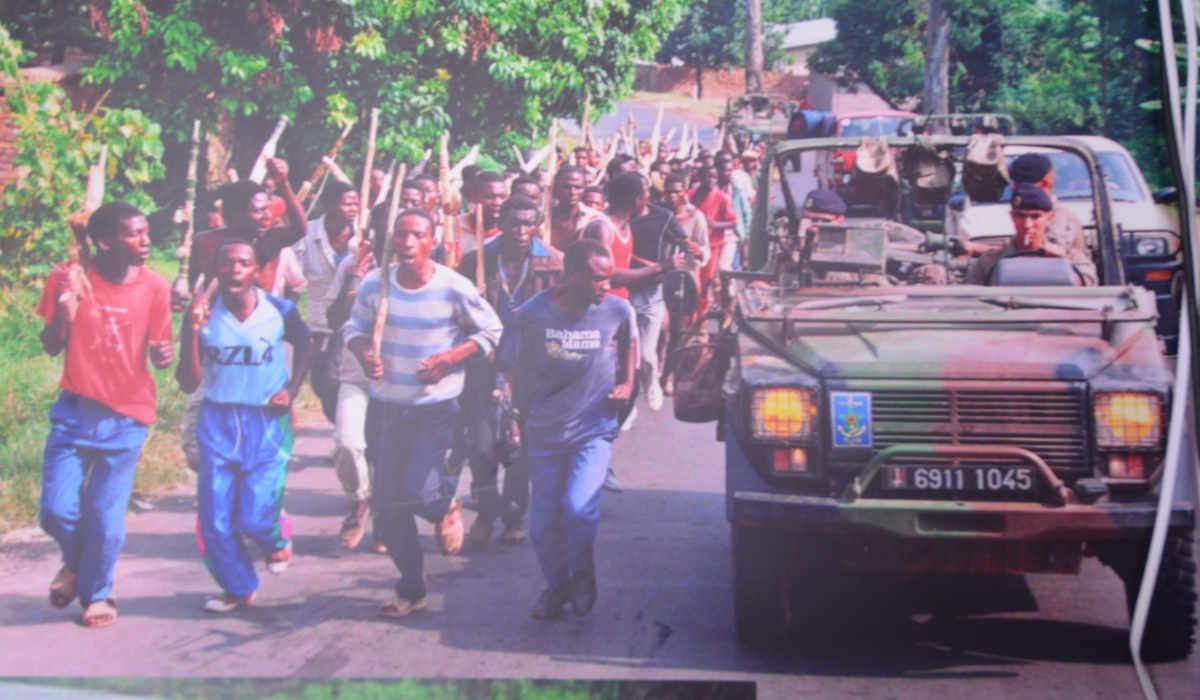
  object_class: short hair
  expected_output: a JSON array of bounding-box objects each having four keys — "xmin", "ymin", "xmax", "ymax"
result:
[
  {"xmin": 583, "ymin": 185, "xmax": 606, "ymax": 200},
  {"xmin": 563, "ymin": 238, "xmax": 611, "ymax": 276},
  {"xmin": 574, "ymin": 145, "xmax": 589, "ymax": 153},
  {"xmin": 1009, "ymin": 153, "xmax": 1054, "ymax": 184},
  {"xmin": 394, "ymin": 207, "xmax": 436, "ymax": 233},
  {"xmin": 415, "ymin": 172, "xmax": 438, "ymax": 185},
  {"xmin": 499, "ymin": 194, "xmax": 541, "ymax": 222},
  {"xmin": 512, "ymin": 174, "xmax": 542, "ymax": 192},
  {"xmin": 714, "ymin": 150, "xmax": 735, "ymax": 164},
  {"xmin": 664, "ymin": 174, "xmax": 689, "ymax": 190},
  {"xmin": 85, "ymin": 202, "xmax": 144, "ymax": 244},
  {"xmin": 606, "ymin": 154, "xmax": 635, "ymax": 180},
  {"xmin": 609, "ymin": 172, "xmax": 646, "ymax": 211},
  {"xmin": 216, "ymin": 237, "xmax": 256, "ymax": 261},
  {"xmin": 475, "ymin": 170, "xmax": 504, "ymax": 188},
  {"xmin": 696, "ymin": 166, "xmax": 715, "ymax": 182},
  {"xmin": 400, "ymin": 179, "xmax": 425, "ymax": 197},
  {"xmin": 555, "ymin": 165, "xmax": 585, "ymax": 186},
  {"xmin": 221, "ymin": 181, "xmax": 266, "ymax": 219},
  {"xmin": 321, "ymin": 180, "xmax": 357, "ymax": 209}
]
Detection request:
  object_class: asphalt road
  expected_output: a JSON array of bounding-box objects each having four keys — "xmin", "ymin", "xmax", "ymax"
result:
[{"xmin": 0, "ymin": 400, "xmax": 1196, "ymax": 699}]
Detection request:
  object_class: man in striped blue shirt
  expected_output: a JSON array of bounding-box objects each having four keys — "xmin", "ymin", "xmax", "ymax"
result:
[{"xmin": 345, "ymin": 208, "xmax": 503, "ymax": 618}]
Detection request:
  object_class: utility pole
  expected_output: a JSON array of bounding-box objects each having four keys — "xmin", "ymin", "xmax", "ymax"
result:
[
  {"xmin": 745, "ymin": 0, "xmax": 764, "ymax": 94},
  {"xmin": 924, "ymin": 0, "xmax": 950, "ymax": 118}
]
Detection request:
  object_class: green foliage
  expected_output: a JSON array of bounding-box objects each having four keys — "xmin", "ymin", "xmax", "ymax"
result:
[
  {"xmin": 0, "ymin": 26, "xmax": 165, "ymax": 283},
  {"xmin": 809, "ymin": 0, "xmax": 1171, "ymax": 186},
  {"xmin": 69, "ymin": 0, "xmax": 681, "ymax": 190}
]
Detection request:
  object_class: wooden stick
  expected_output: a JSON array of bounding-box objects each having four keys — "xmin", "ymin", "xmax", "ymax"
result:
[
  {"xmin": 248, "ymin": 115, "xmax": 289, "ymax": 183},
  {"xmin": 372, "ymin": 162, "xmax": 406, "ymax": 359},
  {"xmin": 297, "ymin": 121, "xmax": 355, "ymax": 203},
  {"xmin": 581, "ymin": 93, "xmax": 592, "ymax": 146},
  {"xmin": 511, "ymin": 145, "xmax": 527, "ymax": 171},
  {"xmin": 521, "ymin": 143, "xmax": 553, "ymax": 175},
  {"xmin": 374, "ymin": 159, "xmax": 397, "ymax": 208},
  {"xmin": 439, "ymin": 131, "xmax": 459, "ymax": 268},
  {"xmin": 543, "ymin": 119, "xmax": 558, "ymax": 244},
  {"xmin": 357, "ymin": 108, "xmax": 380, "ymax": 236},
  {"xmin": 83, "ymin": 144, "xmax": 108, "ymax": 213},
  {"xmin": 449, "ymin": 145, "xmax": 480, "ymax": 182},
  {"xmin": 174, "ymin": 120, "xmax": 202, "ymax": 292},
  {"xmin": 474, "ymin": 197, "xmax": 486, "ymax": 293},
  {"xmin": 321, "ymin": 157, "xmax": 353, "ymax": 184},
  {"xmin": 650, "ymin": 102, "xmax": 664, "ymax": 155}
]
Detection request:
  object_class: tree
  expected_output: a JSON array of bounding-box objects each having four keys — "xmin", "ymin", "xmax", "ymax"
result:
[
  {"xmin": 924, "ymin": 0, "xmax": 950, "ymax": 116},
  {"xmin": 3, "ymin": 0, "xmax": 681, "ymax": 225},
  {"xmin": 746, "ymin": 0, "xmax": 765, "ymax": 93},
  {"xmin": 0, "ymin": 26, "xmax": 165, "ymax": 283},
  {"xmin": 656, "ymin": 0, "xmax": 742, "ymax": 100}
]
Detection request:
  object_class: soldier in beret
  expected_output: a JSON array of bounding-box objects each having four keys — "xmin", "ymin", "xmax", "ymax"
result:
[
  {"xmin": 1008, "ymin": 153, "xmax": 1087, "ymax": 253},
  {"xmin": 801, "ymin": 189, "xmax": 926, "ymax": 248},
  {"xmin": 966, "ymin": 182, "xmax": 1097, "ymax": 286}
]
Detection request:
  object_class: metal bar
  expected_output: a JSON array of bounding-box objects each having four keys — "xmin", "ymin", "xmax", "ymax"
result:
[{"xmin": 841, "ymin": 444, "xmax": 1073, "ymax": 506}]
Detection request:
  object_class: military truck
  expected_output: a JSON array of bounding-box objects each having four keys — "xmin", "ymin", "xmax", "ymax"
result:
[{"xmin": 691, "ymin": 135, "xmax": 1197, "ymax": 660}]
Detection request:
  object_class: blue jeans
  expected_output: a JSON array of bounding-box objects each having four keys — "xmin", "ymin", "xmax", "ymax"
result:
[
  {"xmin": 196, "ymin": 402, "xmax": 293, "ymax": 597},
  {"xmin": 365, "ymin": 398, "xmax": 460, "ymax": 601},
  {"xmin": 527, "ymin": 436, "xmax": 613, "ymax": 592},
  {"xmin": 40, "ymin": 392, "xmax": 148, "ymax": 607}
]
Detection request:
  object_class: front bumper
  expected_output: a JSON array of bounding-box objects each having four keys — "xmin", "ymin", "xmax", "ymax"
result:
[{"xmin": 731, "ymin": 490, "xmax": 1195, "ymax": 541}]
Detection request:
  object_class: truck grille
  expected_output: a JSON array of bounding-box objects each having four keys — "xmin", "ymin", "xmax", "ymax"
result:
[{"xmin": 868, "ymin": 386, "xmax": 1087, "ymax": 471}]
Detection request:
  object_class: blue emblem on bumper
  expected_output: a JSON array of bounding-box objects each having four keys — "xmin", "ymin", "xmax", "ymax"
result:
[{"xmin": 831, "ymin": 392, "xmax": 872, "ymax": 447}]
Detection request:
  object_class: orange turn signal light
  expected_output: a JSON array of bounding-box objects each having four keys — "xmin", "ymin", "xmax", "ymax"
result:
[{"xmin": 773, "ymin": 448, "xmax": 808, "ymax": 473}]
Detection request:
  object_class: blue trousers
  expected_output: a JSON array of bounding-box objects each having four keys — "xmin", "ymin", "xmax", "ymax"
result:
[
  {"xmin": 528, "ymin": 436, "xmax": 613, "ymax": 592},
  {"xmin": 365, "ymin": 398, "xmax": 460, "ymax": 602},
  {"xmin": 40, "ymin": 392, "xmax": 148, "ymax": 607},
  {"xmin": 196, "ymin": 402, "xmax": 293, "ymax": 597}
]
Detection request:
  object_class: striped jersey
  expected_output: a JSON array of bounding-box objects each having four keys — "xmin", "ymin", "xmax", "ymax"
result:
[{"xmin": 344, "ymin": 263, "xmax": 503, "ymax": 406}]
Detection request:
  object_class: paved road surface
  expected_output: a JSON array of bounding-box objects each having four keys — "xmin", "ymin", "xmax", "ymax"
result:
[{"xmin": 0, "ymin": 401, "xmax": 1196, "ymax": 699}]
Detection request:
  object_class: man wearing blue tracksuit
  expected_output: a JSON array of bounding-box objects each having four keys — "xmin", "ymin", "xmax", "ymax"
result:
[{"xmin": 177, "ymin": 239, "xmax": 313, "ymax": 613}]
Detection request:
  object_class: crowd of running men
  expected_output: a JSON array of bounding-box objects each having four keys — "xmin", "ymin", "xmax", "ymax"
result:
[{"xmin": 35, "ymin": 135, "xmax": 764, "ymax": 627}]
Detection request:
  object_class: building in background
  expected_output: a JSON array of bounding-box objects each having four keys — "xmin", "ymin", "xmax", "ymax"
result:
[{"xmin": 773, "ymin": 18, "xmax": 892, "ymax": 113}]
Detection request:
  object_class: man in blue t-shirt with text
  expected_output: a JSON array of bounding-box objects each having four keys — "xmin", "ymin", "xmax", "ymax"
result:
[{"xmin": 498, "ymin": 238, "xmax": 637, "ymax": 620}]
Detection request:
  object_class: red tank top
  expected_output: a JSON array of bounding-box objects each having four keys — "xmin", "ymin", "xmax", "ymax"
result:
[{"xmin": 608, "ymin": 222, "xmax": 633, "ymax": 300}]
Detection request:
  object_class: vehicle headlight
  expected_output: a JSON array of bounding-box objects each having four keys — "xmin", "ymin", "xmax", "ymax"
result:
[
  {"xmin": 752, "ymin": 388, "xmax": 818, "ymax": 441},
  {"xmin": 1094, "ymin": 392, "xmax": 1164, "ymax": 449},
  {"xmin": 1135, "ymin": 237, "xmax": 1167, "ymax": 256}
]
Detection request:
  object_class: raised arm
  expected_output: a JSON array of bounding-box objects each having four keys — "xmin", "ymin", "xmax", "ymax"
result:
[{"xmin": 258, "ymin": 158, "xmax": 308, "ymax": 258}]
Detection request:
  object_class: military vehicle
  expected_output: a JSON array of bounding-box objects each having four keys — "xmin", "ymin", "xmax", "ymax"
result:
[
  {"xmin": 684, "ymin": 135, "xmax": 1197, "ymax": 660},
  {"xmin": 719, "ymin": 94, "xmax": 798, "ymax": 150}
]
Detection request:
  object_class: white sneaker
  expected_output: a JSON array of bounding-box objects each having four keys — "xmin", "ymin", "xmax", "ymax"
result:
[
  {"xmin": 647, "ymin": 382, "xmax": 664, "ymax": 411},
  {"xmin": 204, "ymin": 592, "xmax": 255, "ymax": 613},
  {"xmin": 621, "ymin": 407, "xmax": 638, "ymax": 431},
  {"xmin": 602, "ymin": 468, "xmax": 624, "ymax": 493},
  {"xmin": 265, "ymin": 540, "xmax": 292, "ymax": 575}
]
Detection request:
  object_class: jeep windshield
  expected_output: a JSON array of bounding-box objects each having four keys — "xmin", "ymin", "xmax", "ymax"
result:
[{"xmin": 996, "ymin": 150, "xmax": 1145, "ymax": 203}]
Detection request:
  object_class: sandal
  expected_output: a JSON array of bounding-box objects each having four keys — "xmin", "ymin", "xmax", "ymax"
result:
[
  {"xmin": 435, "ymin": 499, "xmax": 464, "ymax": 555},
  {"xmin": 49, "ymin": 566, "xmax": 78, "ymax": 610},
  {"xmin": 204, "ymin": 591, "xmax": 256, "ymax": 613},
  {"xmin": 81, "ymin": 599, "xmax": 117, "ymax": 628},
  {"xmin": 379, "ymin": 595, "xmax": 426, "ymax": 618}
]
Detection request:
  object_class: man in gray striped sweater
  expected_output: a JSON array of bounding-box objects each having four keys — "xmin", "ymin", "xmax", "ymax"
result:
[{"xmin": 346, "ymin": 208, "xmax": 503, "ymax": 618}]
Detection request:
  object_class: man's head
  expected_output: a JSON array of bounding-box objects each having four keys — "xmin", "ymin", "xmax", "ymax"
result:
[
  {"xmin": 608, "ymin": 171, "xmax": 647, "ymax": 217},
  {"xmin": 606, "ymin": 154, "xmax": 636, "ymax": 181},
  {"xmin": 86, "ymin": 202, "xmax": 150, "ymax": 267},
  {"xmin": 554, "ymin": 166, "xmax": 587, "ymax": 207},
  {"xmin": 663, "ymin": 174, "xmax": 690, "ymax": 211},
  {"xmin": 1009, "ymin": 153, "xmax": 1056, "ymax": 193},
  {"xmin": 474, "ymin": 171, "xmax": 506, "ymax": 221},
  {"xmin": 573, "ymin": 146, "xmax": 590, "ymax": 166},
  {"xmin": 562, "ymin": 238, "xmax": 613, "ymax": 306},
  {"xmin": 416, "ymin": 173, "xmax": 441, "ymax": 213},
  {"xmin": 1010, "ymin": 182, "xmax": 1056, "ymax": 250},
  {"xmin": 399, "ymin": 179, "xmax": 426, "ymax": 211},
  {"xmin": 511, "ymin": 174, "xmax": 543, "ymax": 203},
  {"xmin": 221, "ymin": 181, "xmax": 271, "ymax": 235},
  {"xmin": 461, "ymin": 165, "xmax": 482, "ymax": 204},
  {"xmin": 588, "ymin": 149, "xmax": 600, "ymax": 168},
  {"xmin": 215, "ymin": 239, "xmax": 259, "ymax": 295},
  {"xmin": 802, "ymin": 189, "xmax": 848, "ymax": 224},
  {"xmin": 582, "ymin": 186, "xmax": 606, "ymax": 212},
  {"xmin": 715, "ymin": 153, "xmax": 735, "ymax": 187},
  {"xmin": 368, "ymin": 168, "xmax": 387, "ymax": 201},
  {"xmin": 696, "ymin": 166, "xmax": 719, "ymax": 192},
  {"xmin": 497, "ymin": 195, "xmax": 542, "ymax": 259},
  {"xmin": 321, "ymin": 181, "xmax": 360, "ymax": 227},
  {"xmin": 392, "ymin": 209, "xmax": 438, "ymax": 271}
]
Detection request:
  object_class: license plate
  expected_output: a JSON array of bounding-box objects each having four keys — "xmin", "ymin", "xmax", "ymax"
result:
[{"xmin": 883, "ymin": 466, "xmax": 1037, "ymax": 493}]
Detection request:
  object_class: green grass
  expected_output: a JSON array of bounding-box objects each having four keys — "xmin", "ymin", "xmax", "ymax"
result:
[{"xmin": 0, "ymin": 249, "xmax": 191, "ymax": 534}]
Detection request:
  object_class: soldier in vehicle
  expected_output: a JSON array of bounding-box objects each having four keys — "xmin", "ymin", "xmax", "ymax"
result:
[
  {"xmin": 966, "ymin": 182, "xmax": 1097, "ymax": 286},
  {"xmin": 1008, "ymin": 153, "xmax": 1087, "ymax": 252},
  {"xmin": 800, "ymin": 189, "xmax": 926, "ymax": 250}
]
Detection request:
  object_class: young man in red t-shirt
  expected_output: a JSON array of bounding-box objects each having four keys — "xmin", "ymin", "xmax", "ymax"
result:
[{"xmin": 37, "ymin": 202, "xmax": 174, "ymax": 628}]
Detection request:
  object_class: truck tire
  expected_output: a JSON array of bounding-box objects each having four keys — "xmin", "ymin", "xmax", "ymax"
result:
[
  {"xmin": 731, "ymin": 525, "xmax": 791, "ymax": 644},
  {"xmin": 1107, "ymin": 531, "xmax": 1197, "ymax": 662}
]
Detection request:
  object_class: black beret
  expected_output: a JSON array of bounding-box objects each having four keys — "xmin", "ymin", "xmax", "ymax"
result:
[
  {"xmin": 1011, "ymin": 182, "xmax": 1054, "ymax": 212},
  {"xmin": 802, "ymin": 189, "xmax": 847, "ymax": 216},
  {"xmin": 1009, "ymin": 153, "xmax": 1053, "ymax": 184}
]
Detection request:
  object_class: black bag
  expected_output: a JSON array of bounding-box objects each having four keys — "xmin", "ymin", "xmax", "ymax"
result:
[
  {"xmin": 673, "ymin": 315, "xmax": 732, "ymax": 424},
  {"xmin": 663, "ymin": 269, "xmax": 698, "ymax": 319}
]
